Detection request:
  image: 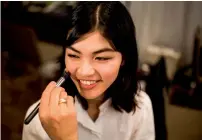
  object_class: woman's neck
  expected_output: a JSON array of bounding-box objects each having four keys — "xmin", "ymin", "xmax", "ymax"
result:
[
  {"xmin": 87, "ymin": 94, "xmax": 105, "ymax": 109},
  {"xmin": 86, "ymin": 94, "xmax": 105, "ymax": 122}
]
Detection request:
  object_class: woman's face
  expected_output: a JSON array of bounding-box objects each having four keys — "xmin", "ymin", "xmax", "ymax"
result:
[{"xmin": 65, "ymin": 31, "xmax": 122, "ymax": 100}]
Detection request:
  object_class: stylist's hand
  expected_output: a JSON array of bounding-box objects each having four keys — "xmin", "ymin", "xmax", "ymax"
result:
[{"xmin": 39, "ymin": 81, "xmax": 78, "ymax": 140}]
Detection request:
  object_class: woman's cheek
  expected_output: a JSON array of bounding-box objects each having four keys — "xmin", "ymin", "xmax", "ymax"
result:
[
  {"xmin": 97, "ymin": 61, "xmax": 121, "ymax": 77},
  {"xmin": 65, "ymin": 59, "xmax": 78, "ymax": 74}
]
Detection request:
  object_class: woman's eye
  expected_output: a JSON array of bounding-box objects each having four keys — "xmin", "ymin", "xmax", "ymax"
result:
[
  {"xmin": 95, "ymin": 57, "xmax": 112, "ymax": 61},
  {"xmin": 67, "ymin": 54, "xmax": 79, "ymax": 58}
]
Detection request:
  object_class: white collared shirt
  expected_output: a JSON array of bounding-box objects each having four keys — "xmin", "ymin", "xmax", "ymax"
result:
[{"xmin": 22, "ymin": 91, "xmax": 155, "ymax": 140}]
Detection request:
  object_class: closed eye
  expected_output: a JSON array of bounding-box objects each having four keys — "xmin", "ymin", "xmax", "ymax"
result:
[
  {"xmin": 67, "ymin": 54, "xmax": 79, "ymax": 58},
  {"xmin": 95, "ymin": 57, "xmax": 112, "ymax": 61}
]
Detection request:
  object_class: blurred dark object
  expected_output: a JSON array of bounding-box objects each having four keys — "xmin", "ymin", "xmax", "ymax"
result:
[
  {"xmin": 1, "ymin": 124, "xmax": 11, "ymax": 140},
  {"xmin": 1, "ymin": 22, "xmax": 46, "ymax": 140},
  {"xmin": 1, "ymin": 1, "xmax": 25, "ymax": 21},
  {"xmin": 169, "ymin": 67, "xmax": 202, "ymax": 110},
  {"xmin": 2, "ymin": 21, "xmax": 41, "ymax": 77},
  {"xmin": 169, "ymin": 26, "xmax": 202, "ymax": 110},
  {"xmin": 138, "ymin": 57, "xmax": 168, "ymax": 140},
  {"xmin": 1, "ymin": 1, "xmax": 72, "ymax": 46},
  {"xmin": 1, "ymin": 2, "xmax": 72, "ymax": 140},
  {"xmin": 192, "ymin": 26, "xmax": 202, "ymax": 83}
]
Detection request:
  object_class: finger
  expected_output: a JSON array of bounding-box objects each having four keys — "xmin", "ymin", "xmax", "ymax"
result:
[
  {"xmin": 39, "ymin": 81, "xmax": 56, "ymax": 115},
  {"xmin": 59, "ymin": 91, "xmax": 68, "ymax": 114},
  {"xmin": 66, "ymin": 96, "xmax": 75, "ymax": 112},
  {"xmin": 49, "ymin": 87, "xmax": 65, "ymax": 114},
  {"xmin": 65, "ymin": 68, "xmax": 68, "ymax": 74}
]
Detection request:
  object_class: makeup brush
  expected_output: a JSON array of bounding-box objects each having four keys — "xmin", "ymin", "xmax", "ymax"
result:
[{"xmin": 24, "ymin": 71, "xmax": 70, "ymax": 125}]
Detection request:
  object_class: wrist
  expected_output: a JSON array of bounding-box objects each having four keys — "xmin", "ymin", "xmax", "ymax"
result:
[{"xmin": 64, "ymin": 133, "xmax": 78, "ymax": 140}]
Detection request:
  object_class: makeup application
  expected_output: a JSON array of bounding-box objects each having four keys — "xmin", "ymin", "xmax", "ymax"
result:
[{"xmin": 24, "ymin": 70, "xmax": 70, "ymax": 125}]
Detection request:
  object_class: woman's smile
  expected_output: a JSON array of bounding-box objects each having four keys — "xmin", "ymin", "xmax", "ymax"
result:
[{"xmin": 79, "ymin": 79, "xmax": 100, "ymax": 90}]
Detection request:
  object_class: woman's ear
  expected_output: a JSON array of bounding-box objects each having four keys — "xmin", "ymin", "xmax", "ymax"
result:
[
  {"xmin": 121, "ymin": 55, "xmax": 125, "ymax": 66},
  {"xmin": 121, "ymin": 59, "xmax": 125, "ymax": 66}
]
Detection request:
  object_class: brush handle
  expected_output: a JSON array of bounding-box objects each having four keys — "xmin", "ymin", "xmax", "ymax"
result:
[
  {"xmin": 24, "ymin": 72, "xmax": 69, "ymax": 125},
  {"xmin": 24, "ymin": 103, "xmax": 40, "ymax": 124}
]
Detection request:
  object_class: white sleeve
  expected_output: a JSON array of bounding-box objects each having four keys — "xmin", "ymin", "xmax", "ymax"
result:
[
  {"xmin": 22, "ymin": 122, "xmax": 41, "ymax": 140},
  {"xmin": 22, "ymin": 101, "xmax": 48, "ymax": 140},
  {"xmin": 131, "ymin": 92, "xmax": 155, "ymax": 140}
]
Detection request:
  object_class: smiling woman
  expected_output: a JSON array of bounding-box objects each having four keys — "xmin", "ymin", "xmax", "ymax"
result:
[
  {"xmin": 65, "ymin": 31, "xmax": 122, "ymax": 101},
  {"xmin": 22, "ymin": 2, "xmax": 155, "ymax": 140}
]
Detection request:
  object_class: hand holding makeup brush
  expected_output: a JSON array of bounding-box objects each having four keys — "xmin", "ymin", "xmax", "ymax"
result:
[{"xmin": 39, "ymin": 80, "xmax": 78, "ymax": 140}]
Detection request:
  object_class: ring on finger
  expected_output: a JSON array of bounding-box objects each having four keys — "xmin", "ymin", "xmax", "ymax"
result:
[{"xmin": 58, "ymin": 98, "xmax": 67, "ymax": 104}]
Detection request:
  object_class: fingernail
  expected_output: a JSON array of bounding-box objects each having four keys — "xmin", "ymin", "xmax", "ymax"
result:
[{"xmin": 51, "ymin": 81, "xmax": 56, "ymax": 85}]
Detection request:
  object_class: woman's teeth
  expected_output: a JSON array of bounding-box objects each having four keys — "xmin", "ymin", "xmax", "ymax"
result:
[{"xmin": 80, "ymin": 80, "xmax": 97, "ymax": 85}]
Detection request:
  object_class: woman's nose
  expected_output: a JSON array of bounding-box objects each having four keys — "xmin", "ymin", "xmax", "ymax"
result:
[{"xmin": 77, "ymin": 61, "xmax": 95, "ymax": 77}]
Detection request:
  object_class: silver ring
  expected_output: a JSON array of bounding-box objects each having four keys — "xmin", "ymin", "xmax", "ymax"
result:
[{"xmin": 58, "ymin": 98, "xmax": 67, "ymax": 104}]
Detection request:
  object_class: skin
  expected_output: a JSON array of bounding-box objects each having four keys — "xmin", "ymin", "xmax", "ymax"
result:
[
  {"xmin": 39, "ymin": 31, "xmax": 123, "ymax": 140},
  {"xmin": 39, "ymin": 82, "xmax": 78, "ymax": 140}
]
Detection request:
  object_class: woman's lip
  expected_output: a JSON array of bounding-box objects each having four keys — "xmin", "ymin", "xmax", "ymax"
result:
[
  {"xmin": 79, "ymin": 79, "xmax": 100, "ymax": 81},
  {"xmin": 78, "ymin": 80, "xmax": 100, "ymax": 90}
]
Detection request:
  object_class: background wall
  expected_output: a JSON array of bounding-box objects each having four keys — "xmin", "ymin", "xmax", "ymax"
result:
[{"xmin": 123, "ymin": 1, "xmax": 202, "ymax": 65}]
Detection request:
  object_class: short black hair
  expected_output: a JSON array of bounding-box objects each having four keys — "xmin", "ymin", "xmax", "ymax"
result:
[{"xmin": 60, "ymin": 1, "xmax": 138, "ymax": 113}]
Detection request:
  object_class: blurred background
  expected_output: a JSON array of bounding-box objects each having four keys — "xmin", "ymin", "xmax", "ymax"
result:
[{"xmin": 1, "ymin": 1, "xmax": 202, "ymax": 140}]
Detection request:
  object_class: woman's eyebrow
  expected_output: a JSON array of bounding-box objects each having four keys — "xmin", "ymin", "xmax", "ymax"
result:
[
  {"xmin": 93, "ymin": 48, "xmax": 115, "ymax": 55},
  {"xmin": 68, "ymin": 46, "xmax": 81, "ymax": 54},
  {"xmin": 68, "ymin": 46, "xmax": 115, "ymax": 55}
]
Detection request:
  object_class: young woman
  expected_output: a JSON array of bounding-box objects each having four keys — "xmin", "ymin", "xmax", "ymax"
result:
[{"xmin": 22, "ymin": 2, "xmax": 155, "ymax": 140}]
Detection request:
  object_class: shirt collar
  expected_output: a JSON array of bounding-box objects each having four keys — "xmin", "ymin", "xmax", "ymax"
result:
[
  {"xmin": 74, "ymin": 96, "xmax": 112, "ymax": 134},
  {"xmin": 75, "ymin": 97, "xmax": 100, "ymax": 133},
  {"xmin": 99, "ymin": 98, "xmax": 111, "ymax": 112}
]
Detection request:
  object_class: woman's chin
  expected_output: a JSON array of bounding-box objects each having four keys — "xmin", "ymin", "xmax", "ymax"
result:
[
  {"xmin": 79, "ymin": 91, "xmax": 104, "ymax": 100},
  {"xmin": 80, "ymin": 94, "xmax": 99, "ymax": 100}
]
